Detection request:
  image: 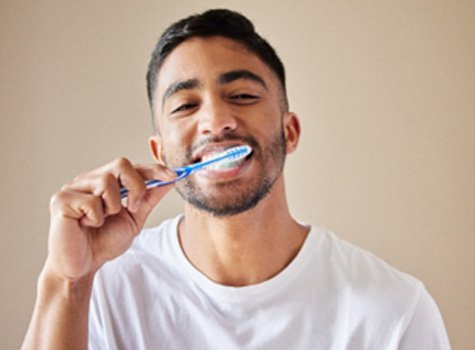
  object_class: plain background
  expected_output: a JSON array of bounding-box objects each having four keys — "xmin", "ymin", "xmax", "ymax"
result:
[{"xmin": 1, "ymin": 1, "xmax": 473, "ymax": 348}]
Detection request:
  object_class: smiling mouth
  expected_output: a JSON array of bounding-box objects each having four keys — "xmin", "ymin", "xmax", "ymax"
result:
[{"xmin": 190, "ymin": 145, "xmax": 253, "ymax": 173}]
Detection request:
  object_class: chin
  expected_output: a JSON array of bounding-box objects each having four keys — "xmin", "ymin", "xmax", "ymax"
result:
[{"xmin": 178, "ymin": 176, "xmax": 275, "ymax": 218}]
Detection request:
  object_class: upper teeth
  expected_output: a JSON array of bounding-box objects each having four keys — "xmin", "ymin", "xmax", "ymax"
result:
[
  {"xmin": 202, "ymin": 152, "xmax": 222, "ymax": 162},
  {"xmin": 208, "ymin": 156, "xmax": 246, "ymax": 170}
]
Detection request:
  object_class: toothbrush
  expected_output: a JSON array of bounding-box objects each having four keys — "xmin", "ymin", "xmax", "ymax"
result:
[{"xmin": 120, "ymin": 145, "xmax": 252, "ymax": 199}]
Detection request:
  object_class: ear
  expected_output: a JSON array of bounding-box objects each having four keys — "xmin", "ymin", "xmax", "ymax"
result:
[
  {"xmin": 149, "ymin": 136, "xmax": 165, "ymax": 165},
  {"xmin": 283, "ymin": 112, "xmax": 301, "ymax": 154}
]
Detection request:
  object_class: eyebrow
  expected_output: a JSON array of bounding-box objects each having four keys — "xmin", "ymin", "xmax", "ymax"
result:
[
  {"xmin": 218, "ymin": 70, "xmax": 268, "ymax": 90},
  {"xmin": 161, "ymin": 70, "xmax": 268, "ymax": 109},
  {"xmin": 161, "ymin": 78, "xmax": 200, "ymax": 109}
]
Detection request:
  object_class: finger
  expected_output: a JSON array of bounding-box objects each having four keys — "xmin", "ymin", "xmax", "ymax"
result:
[
  {"xmin": 70, "ymin": 158, "xmax": 147, "ymax": 213},
  {"xmin": 133, "ymin": 163, "xmax": 178, "ymax": 211},
  {"xmin": 126, "ymin": 163, "xmax": 178, "ymax": 213},
  {"xmin": 129, "ymin": 181, "xmax": 176, "ymax": 228},
  {"xmin": 134, "ymin": 163, "xmax": 178, "ymax": 183},
  {"xmin": 63, "ymin": 173, "xmax": 123, "ymax": 217},
  {"xmin": 109, "ymin": 158, "xmax": 148, "ymax": 212},
  {"xmin": 97, "ymin": 173, "xmax": 122, "ymax": 216},
  {"xmin": 79, "ymin": 157, "xmax": 153, "ymax": 179},
  {"xmin": 50, "ymin": 190, "xmax": 105, "ymax": 228},
  {"xmin": 76, "ymin": 158, "xmax": 134, "ymax": 178},
  {"xmin": 78, "ymin": 196, "xmax": 105, "ymax": 228}
]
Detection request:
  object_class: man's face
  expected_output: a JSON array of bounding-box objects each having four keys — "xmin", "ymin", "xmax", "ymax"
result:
[{"xmin": 151, "ymin": 36, "xmax": 298, "ymax": 216}]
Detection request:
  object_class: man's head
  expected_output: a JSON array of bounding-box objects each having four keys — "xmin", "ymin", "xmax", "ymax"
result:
[
  {"xmin": 147, "ymin": 10, "xmax": 300, "ymax": 217},
  {"xmin": 146, "ymin": 9, "xmax": 288, "ymax": 124}
]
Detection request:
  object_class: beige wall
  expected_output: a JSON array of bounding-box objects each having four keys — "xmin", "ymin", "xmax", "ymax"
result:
[{"xmin": 1, "ymin": 1, "xmax": 473, "ymax": 348}]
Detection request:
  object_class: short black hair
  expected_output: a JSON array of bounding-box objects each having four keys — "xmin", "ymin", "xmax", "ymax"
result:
[{"xmin": 146, "ymin": 9, "xmax": 288, "ymax": 118}]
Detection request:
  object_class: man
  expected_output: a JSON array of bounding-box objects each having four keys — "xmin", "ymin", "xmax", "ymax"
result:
[{"xmin": 23, "ymin": 9, "xmax": 450, "ymax": 349}]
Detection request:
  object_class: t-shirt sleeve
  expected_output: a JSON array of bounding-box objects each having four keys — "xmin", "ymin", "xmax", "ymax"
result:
[{"xmin": 398, "ymin": 285, "xmax": 451, "ymax": 349}]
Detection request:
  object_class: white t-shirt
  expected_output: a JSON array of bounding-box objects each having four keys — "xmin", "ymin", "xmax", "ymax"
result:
[{"xmin": 89, "ymin": 216, "xmax": 451, "ymax": 349}]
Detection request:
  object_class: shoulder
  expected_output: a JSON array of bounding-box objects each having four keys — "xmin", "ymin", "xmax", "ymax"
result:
[
  {"xmin": 305, "ymin": 227, "xmax": 450, "ymax": 348},
  {"xmin": 315, "ymin": 228, "xmax": 421, "ymax": 289},
  {"xmin": 310, "ymin": 227, "xmax": 424, "ymax": 316},
  {"xmin": 306, "ymin": 228, "xmax": 447, "ymax": 344}
]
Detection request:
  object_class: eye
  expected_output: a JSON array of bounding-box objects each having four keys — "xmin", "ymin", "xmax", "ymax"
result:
[
  {"xmin": 229, "ymin": 93, "xmax": 259, "ymax": 104},
  {"xmin": 171, "ymin": 103, "xmax": 197, "ymax": 115}
]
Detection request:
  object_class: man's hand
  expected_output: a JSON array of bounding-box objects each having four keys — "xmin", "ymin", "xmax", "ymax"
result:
[
  {"xmin": 45, "ymin": 157, "xmax": 176, "ymax": 281},
  {"xmin": 22, "ymin": 157, "xmax": 176, "ymax": 349}
]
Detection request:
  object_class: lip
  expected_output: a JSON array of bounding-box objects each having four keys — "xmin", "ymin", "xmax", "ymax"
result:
[
  {"xmin": 187, "ymin": 142, "xmax": 252, "ymax": 180},
  {"xmin": 196, "ymin": 154, "xmax": 252, "ymax": 181},
  {"xmin": 192, "ymin": 142, "xmax": 250, "ymax": 163}
]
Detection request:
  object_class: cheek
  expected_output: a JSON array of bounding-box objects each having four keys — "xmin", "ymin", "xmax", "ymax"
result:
[
  {"xmin": 159, "ymin": 124, "xmax": 194, "ymax": 165},
  {"xmin": 253, "ymin": 112, "xmax": 283, "ymax": 142}
]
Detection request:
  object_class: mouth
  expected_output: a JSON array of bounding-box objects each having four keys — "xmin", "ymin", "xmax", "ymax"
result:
[
  {"xmin": 192, "ymin": 144, "xmax": 254, "ymax": 174},
  {"xmin": 203, "ymin": 150, "xmax": 252, "ymax": 170}
]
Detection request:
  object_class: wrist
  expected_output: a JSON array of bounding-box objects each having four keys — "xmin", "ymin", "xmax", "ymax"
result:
[{"xmin": 38, "ymin": 260, "xmax": 95, "ymax": 303}]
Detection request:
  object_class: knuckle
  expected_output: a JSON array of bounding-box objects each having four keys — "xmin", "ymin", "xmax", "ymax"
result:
[
  {"xmin": 49, "ymin": 190, "xmax": 67, "ymax": 208},
  {"xmin": 73, "ymin": 172, "xmax": 86, "ymax": 182},
  {"xmin": 100, "ymin": 172, "xmax": 117, "ymax": 189},
  {"xmin": 85, "ymin": 195, "xmax": 102, "ymax": 209},
  {"xmin": 114, "ymin": 157, "xmax": 131, "ymax": 170},
  {"xmin": 49, "ymin": 191, "xmax": 73, "ymax": 217},
  {"xmin": 49, "ymin": 194, "xmax": 59, "ymax": 209}
]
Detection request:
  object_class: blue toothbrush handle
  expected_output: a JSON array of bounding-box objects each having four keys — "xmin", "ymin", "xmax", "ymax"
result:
[
  {"xmin": 120, "ymin": 168, "xmax": 189, "ymax": 199},
  {"xmin": 119, "ymin": 145, "xmax": 251, "ymax": 199}
]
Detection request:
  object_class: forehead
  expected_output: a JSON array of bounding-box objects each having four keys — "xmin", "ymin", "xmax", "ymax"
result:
[{"xmin": 155, "ymin": 36, "xmax": 277, "ymax": 99}]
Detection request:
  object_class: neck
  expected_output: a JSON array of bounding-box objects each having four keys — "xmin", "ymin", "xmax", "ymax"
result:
[{"xmin": 179, "ymin": 177, "xmax": 309, "ymax": 286}]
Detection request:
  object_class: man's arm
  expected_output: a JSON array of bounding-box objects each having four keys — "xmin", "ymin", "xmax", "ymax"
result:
[
  {"xmin": 22, "ymin": 158, "xmax": 175, "ymax": 349},
  {"xmin": 22, "ymin": 268, "xmax": 94, "ymax": 349}
]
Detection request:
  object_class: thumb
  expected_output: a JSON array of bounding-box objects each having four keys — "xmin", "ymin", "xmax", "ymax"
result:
[{"xmin": 129, "ymin": 183, "xmax": 176, "ymax": 229}]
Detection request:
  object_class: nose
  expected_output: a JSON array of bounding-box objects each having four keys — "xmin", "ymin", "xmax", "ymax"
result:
[{"xmin": 197, "ymin": 96, "xmax": 238, "ymax": 136}]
